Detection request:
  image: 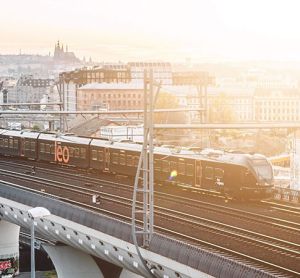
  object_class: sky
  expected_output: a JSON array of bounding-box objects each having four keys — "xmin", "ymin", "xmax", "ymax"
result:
[{"xmin": 1, "ymin": 0, "xmax": 300, "ymax": 62}]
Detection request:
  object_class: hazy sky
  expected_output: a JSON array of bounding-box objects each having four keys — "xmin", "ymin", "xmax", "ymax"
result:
[{"xmin": 1, "ymin": 0, "xmax": 300, "ymax": 62}]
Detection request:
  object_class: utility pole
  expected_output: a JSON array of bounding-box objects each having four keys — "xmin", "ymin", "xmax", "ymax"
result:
[
  {"xmin": 130, "ymin": 70, "xmax": 212, "ymax": 276},
  {"xmin": 131, "ymin": 70, "xmax": 158, "ymax": 277},
  {"xmin": 56, "ymin": 79, "xmax": 65, "ymax": 132}
]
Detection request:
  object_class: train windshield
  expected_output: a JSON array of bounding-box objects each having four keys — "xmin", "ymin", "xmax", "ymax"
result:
[{"xmin": 251, "ymin": 159, "xmax": 273, "ymax": 181}]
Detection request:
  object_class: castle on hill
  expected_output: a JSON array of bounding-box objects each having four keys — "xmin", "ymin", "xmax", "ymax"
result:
[{"xmin": 53, "ymin": 41, "xmax": 80, "ymax": 63}]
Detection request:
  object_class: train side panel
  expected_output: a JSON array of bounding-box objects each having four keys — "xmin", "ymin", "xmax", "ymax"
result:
[
  {"xmin": 0, "ymin": 135, "xmax": 19, "ymax": 157},
  {"xmin": 38, "ymin": 134, "xmax": 91, "ymax": 168},
  {"xmin": 109, "ymin": 147, "xmax": 140, "ymax": 176}
]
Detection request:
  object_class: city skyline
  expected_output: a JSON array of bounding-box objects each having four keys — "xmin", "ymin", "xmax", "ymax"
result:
[{"xmin": 2, "ymin": 0, "xmax": 300, "ymax": 62}]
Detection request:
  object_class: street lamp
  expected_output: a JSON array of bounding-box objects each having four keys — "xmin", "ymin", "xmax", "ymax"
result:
[{"xmin": 27, "ymin": 207, "xmax": 51, "ymax": 278}]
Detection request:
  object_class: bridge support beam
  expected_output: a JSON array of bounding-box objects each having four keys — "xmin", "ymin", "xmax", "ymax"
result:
[
  {"xmin": 43, "ymin": 245, "xmax": 104, "ymax": 278},
  {"xmin": 0, "ymin": 220, "xmax": 19, "ymax": 274}
]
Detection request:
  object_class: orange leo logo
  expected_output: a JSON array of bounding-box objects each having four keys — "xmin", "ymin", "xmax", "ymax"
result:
[{"xmin": 54, "ymin": 141, "xmax": 69, "ymax": 163}]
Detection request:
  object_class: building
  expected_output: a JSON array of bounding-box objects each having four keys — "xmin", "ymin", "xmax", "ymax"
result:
[
  {"xmin": 253, "ymin": 89, "xmax": 300, "ymax": 122},
  {"xmin": 54, "ymin": 41, "xmax": 80, "ymax": 64},
  {"xmin": 98, "ymin": 125, "xmax": 143, "ymax": 142},
  {"xmin": 59, "ymin": 62, "xmax": 213, "ymax": 133},
  {"xmin": 58, "ymin": 64, "xmax": 131, "ymax": 111},
  {"xmin": 8, "ymin": 75, "xmax": 54, "ymax": 106},
  {"xmin": 207, "ymin": 87, "xmax": 254, "ymax": 123},
  {"xmin": 58, "ymin": 62, "xmax": 172, "ymax": 111},
  {"xmin": 77, "ymin": 82, "xmax": 144, "ymax": 111},
  {"xmin": 128, "ymin": 62, "xmax": 172, "ymax": 85}
]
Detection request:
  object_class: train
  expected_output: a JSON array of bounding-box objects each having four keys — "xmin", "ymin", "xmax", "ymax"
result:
[{"xmin": 0, "ymin": 129, "xmax": 274, "ymax": 200}]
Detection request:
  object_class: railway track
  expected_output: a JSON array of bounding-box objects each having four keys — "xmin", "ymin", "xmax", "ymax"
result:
[
  {"xmin": 261, "ymin": 199, "xmax": 300, "ymax": 215},
  {"xmin": 1, "ymin": 161, "xmax": 300, "ymax": 226},
  {"xmin": 1, "ymin": 178, "xmax": 299, "ymax": 277},
  {"xmin": 0, "ymin": 168, "xmax": 299, "ymax": 276},
  {"xmin": 1, "ymin": 159, "xmax": 300, "ymax": 214},
  {"xmin": 1, "ymin": 160, "xmax": 300, "ymax": 230}
]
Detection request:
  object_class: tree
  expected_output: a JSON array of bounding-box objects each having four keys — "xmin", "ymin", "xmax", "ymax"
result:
[
  {"xmin": 209, "ymin": 92, "xmax": 236, "ymax": 123},
  {"xmin": 154, "ymin": 92, "xmax": 185, "ymax": 124},
  {"xmin": 32, "ymin": 125, "xmax": 41, "ymax": 131},
  {"xmin": 153, "ymin": 91, "xmax": 187, "ymax": 145}
]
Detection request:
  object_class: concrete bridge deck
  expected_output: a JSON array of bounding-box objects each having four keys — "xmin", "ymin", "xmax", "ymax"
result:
[{"xmin": 0, "ymin": 182, "xmax": 277, "ymax": 278}]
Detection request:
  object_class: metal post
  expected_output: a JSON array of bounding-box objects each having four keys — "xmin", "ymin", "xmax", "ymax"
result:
[
  {"xmin": 30, "ymin": 220, "xmax": 35, "ymax": 278},
  {"xmin": 204, "ymin": 83, "xmax": 208, "ymax": 123},
  {"xmin": 149, "ymin": 70, "xmax": 154, "ymax": 236},
  {"xmin": 142, "ymin": 71, "xmax": 149, "ymax": 246},
  {"xmin": 131, "ymin": 70, "xmax": 157, "ymax": 277}
]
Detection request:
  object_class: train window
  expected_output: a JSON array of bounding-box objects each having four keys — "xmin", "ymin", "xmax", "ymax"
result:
[
  {"xmin": 127, "ymin": 155, "xmax": 133, "ymax": 166},
  {"xmin": 80, "ymin": 148, "xmax": 86, "ymax": 159},
  {"xmin": 0, "ymin": 138, "xmax": 3, "ymax": 147},
  {"xmin": 25, "ymin": 141, "xmax": 30, "ymax": 151},
  {"xmin": 134, "ymin": 156, "xmax": 139, "ymax": 167},
  {"xmin": 69, "ymin": 147, "xmax": 74, "ymax": 158},
  {"xmin": 204, "ymin": 167, "xmax": 213, "ymax": 179},
  {"xmin": 31, "ymin": 142, "xmax": 36, "ymax": 151},
  {"xmin": 13, "ymin": 139, "xmax": 18, "ymax": 149},
  {"xmin": 187, "ymin": 164, "xmax": 194, "ymax": 176},
  {"xmin": 50, "ymin": 144, "xmax": 55, "ymax": 155},
  {"xmin": 178, "ymin": 162, "xmax": 185, "ymax": 175},
  {"xmin": 74, "ymin": 148, "xmax": 80, "ymax": 158},
  {"xmin": 98, "ymin": 150, "xmax": 104, "ymax": 162},
  {"xmin": 215, "ymin": 168, "xmax": 224, "ymax": 178},
  {"xmin": 4, "ymin": 139, "xmax": 8, "ymax": 148},
  {"xmin": 112, "ymin": 153, "xmax": 119, "ymax": 164},
  {"xmin": 9, "ymin": 138, "xmax": 13, "ymax": 149},
  {"xmin": 162, "ymin": 160, "xmax": 170, "ymax": 173},
  {"xmin": 92, "ymin": 150, "xmax": 97, "ymax": 161},
  {"xmin": 170, "ymin": 161, "xmax": 177, "ymax": 172},
  {"xmin": 154, "ymin": 159, "xmax": 161, "ymax": 171},
  {"xmin": 120, "ymin": 154, "xmax": 125, "ymax": 165},
  {"xmin": 45, "ymin": 144, "xmax": 51, "ymax": 154},
  {"xmin": 40, "ymin": 143, "xmax": 45, "ymax": 153}
]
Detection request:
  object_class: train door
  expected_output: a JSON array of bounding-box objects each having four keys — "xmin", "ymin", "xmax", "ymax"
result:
[
  {"xmin": 195, "ymin": 160, "xmax": 202, "ymax": 187},
  {"xmin": 104, "ymin": 147, "xmax": 110, "ymax": 171},
  {"xmin": 20, "ymin": 138, "xmax": 25, "ymax": 157}
]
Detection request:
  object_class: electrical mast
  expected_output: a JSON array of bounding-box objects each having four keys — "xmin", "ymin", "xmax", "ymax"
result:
[{"xmin": 131, "ymin": 70, "xmax": 159, "ymax": 277}]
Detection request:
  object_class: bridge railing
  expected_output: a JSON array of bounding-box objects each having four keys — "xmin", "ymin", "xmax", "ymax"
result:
[{"xmin": 272, "ymin": 187, "xmax": 300, "ymax": 204}]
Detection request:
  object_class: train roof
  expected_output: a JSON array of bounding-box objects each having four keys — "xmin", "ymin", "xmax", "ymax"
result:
[
  {"xmin": 0, "ymin": 128, "xmax": 269, "ymax": 168},
  {"xmin": 0, "ymin": 129, "xmax": 40, "ymax": 139},
  {"xmin": 39, "ymin": 133, "xmax": 92, "ymax": 145},
  {"xmin": 90, "ymin": 138, "xmax": 143, "ymax": 151},
  {"xmin": 91, "ymin": 139, "xmax": 261, "ymax": 167}
]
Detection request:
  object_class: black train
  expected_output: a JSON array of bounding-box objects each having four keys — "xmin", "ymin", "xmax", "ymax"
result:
[{"xmin": 0, "ymin": 129, "xmax": 274, "ymax": 200}]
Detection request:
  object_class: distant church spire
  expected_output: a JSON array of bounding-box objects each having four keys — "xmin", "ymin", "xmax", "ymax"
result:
[{"xmin": 53, "ymin": 40, "xmax": 78, "ymax": 63}]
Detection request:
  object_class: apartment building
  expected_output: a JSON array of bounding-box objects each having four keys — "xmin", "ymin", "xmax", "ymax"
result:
[
  {"xmin": 77, "ymin": 82, "xmax": 144, "ymax": 111},
  {"xmin": 254, "ymin": 89, "xmax": 300, "ymax": 122}
]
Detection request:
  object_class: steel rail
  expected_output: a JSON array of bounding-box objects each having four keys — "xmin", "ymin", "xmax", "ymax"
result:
[
  {"xmin": 1, "ymin": 169, "xmax": 300, "ymax": 258},
  {"xmin": 0, "ymin": 179, "xmax": 298, "ymax": 277},
  {"xmin": 1, "ymin": 159, "xmax": 300, "ymax": 229}
]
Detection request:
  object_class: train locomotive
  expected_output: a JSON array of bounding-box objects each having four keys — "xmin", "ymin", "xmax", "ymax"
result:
[{"xmin": 0, "ymin": 129, "xmax": 274, "ymax": 200}]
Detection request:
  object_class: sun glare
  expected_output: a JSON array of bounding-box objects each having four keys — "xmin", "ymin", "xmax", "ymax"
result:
[{"xmin": 1, "ymin": 0, "xmax": 300, "ymax": 60}]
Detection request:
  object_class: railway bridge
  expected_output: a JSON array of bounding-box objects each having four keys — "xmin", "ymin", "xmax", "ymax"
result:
[{"xmin": 0, "ymin": 181, "xmax": 280, "ymax": 278}]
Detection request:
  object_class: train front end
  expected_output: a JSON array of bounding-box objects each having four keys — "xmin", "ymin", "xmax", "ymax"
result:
[{"xmin": 246, "ymin": 154, "xmax": 274, "ymax": 199}]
